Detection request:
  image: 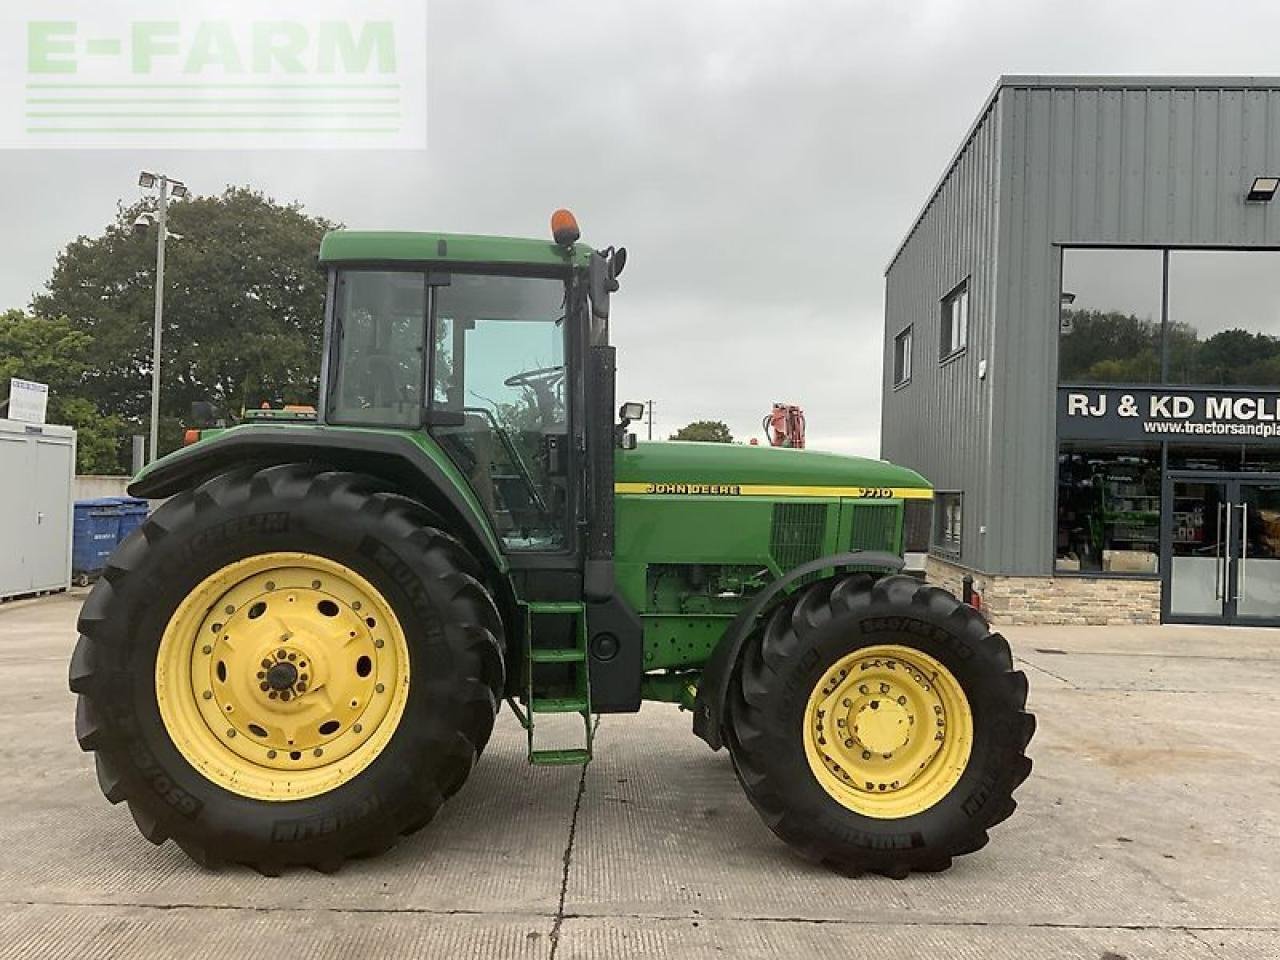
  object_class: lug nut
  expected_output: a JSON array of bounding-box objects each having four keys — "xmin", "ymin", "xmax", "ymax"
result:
[{"xmin": 202, "ymin": 690, "xmax": 212, "ymax": 700}]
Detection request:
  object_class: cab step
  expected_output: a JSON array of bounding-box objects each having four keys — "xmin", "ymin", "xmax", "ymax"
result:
[
  {"xmin": 530, "ymin": 748, "xmax": 591, "ymax": 766},
  {"xmin": 519, "ymin": 600, "xmax": 592, "ymax": 766}
]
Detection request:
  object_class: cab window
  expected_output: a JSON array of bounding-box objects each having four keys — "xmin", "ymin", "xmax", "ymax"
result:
[
  {"xmin": 430, "ymin": 274, "xmax": 570, "ymax": 552},
  {"xmin": 328, "ymin": 271, "xmax": 427, "ymax": 426}
]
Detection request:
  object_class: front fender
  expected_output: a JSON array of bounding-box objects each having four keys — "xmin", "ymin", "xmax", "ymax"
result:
[
  {"xmin": 691, "ymin": 550, "xmax": 904, "ymax": 750},
  {"xmin": 130, "ymin": 424, "xmax": 506, "ymax": 571}
]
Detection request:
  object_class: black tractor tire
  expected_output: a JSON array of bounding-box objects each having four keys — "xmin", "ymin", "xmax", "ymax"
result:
[
  {"xmin": 726, "ymin": 573, "xmax": 1034, "ymax": 877},
  {"xmin": 69, "ymin": 463, "xmax": 505, "ymax": 873}
]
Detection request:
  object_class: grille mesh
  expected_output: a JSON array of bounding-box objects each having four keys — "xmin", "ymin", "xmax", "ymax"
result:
[
  {"xmin": 769, "ymin": 503, "xmax": 828, "ymax": 572},
  {"xmin": 849, "ymin": 503, "xmax": 900, "ymax": 554}
]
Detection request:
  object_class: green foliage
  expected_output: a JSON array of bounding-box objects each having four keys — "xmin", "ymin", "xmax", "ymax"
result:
[
  {"xmin": 1058, "ymin": 310, "xmax": 1160, "ymax": 382},
  {"xmin": 669, "ymin": 420, "xmax": 733, "ymax": 443},
  {"xmin": 29, "ymin": 186, "xmax": 335, "ymax": 470},
  {"xmin": 0, "ymin": 310, "xmax": 127, "ymax": 473},
  {"xmin": 1060, "ymin": 309, "xmax": 1280, "ymax": 385}
]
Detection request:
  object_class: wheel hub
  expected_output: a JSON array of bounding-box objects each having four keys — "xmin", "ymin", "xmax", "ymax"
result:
[
  {"xmin": 851, "ymin": 697, "xmax": 912, "ymax": 756},
  {"xmin": 803, "ymin": 645, "xmax": 973, "ymax": 819},
  {"xmin": 264, "ymin": 659, "xmax": 299, "ymax": 692},
  {"xmin": 155, "ymin": 552, "xmax": 411, "ymax": 801}
]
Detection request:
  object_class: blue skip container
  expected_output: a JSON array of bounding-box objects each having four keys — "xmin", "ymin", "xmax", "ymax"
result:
[
  {"xmin": 72, "ymin": 498, "xmax": 126, "ymax": 581},
  {"xmin": 116, "ymin": 497, "xmax": 150, "ymax": 542}
]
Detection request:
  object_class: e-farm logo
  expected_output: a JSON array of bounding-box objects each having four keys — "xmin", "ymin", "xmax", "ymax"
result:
[{"xmin": 1, "ymin": 1, "xmax": 426, "ymax": 149}]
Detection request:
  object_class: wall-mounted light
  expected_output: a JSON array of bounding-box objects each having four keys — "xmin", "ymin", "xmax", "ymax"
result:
[{"xmin": 1246, "ymin": 176, "xmax": 1279, "ymax": 203}]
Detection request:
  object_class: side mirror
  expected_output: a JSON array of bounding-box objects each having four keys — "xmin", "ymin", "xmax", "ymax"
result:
[
  {"xmin": 612, "ymin": 246, "xmax": 627, "ymax": 278},
  {"xmin": 589, "ymin": 251, "xmax": 617, "ymax": 321}
]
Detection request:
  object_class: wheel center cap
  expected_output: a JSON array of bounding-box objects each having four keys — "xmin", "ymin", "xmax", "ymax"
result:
[
  {"xmin": 853, "ymin": 699, "xmax": 912, "ymax": 755},
  {"xmin": 265, "ymin": 661, "xmax": 298, "ymax": 691}
]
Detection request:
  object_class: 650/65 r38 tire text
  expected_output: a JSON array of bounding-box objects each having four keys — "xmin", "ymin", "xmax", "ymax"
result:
[
  {"xmin": 727, "ymin": 574, "xmax": 1034, "ymax": 877},
  {"xmin": 68, "ymin": 464, "xmax": 504, "ymax": 874}
]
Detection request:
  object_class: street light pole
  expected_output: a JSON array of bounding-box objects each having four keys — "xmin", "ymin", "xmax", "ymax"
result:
[
  {"xmin": 148, "ymin": 177, "xmax": 168, "ymax": 465},
  {"xmin": 138, "ymin": 171, "xmax": 186, "ymax": 463}
]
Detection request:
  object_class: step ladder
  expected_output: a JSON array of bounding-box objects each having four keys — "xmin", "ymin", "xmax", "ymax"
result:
[{"xmin": 510, "ymin": 600, "xmax": 593, "ymax": 766}]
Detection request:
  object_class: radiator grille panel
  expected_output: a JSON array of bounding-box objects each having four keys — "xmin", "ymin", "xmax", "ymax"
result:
[
  {"xmin": 770, "ymin": 503, "xmax": 828, "ymax": 572},
  {"xmin": 849, "ymin": 503, "xmax": 900, "ymax": 555}
]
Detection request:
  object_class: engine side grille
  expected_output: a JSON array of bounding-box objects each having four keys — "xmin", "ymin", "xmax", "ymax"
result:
[
  {"xmin": 849, "ymin": 502, "xmax": 901, "ymax": 555},
  {"xmin": 770, "ymin": 502, "xmax": 828, "ymax": 572}
]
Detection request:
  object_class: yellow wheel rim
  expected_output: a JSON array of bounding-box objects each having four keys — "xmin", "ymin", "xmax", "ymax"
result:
[
  {"xmin": 155, "ymin": 552, "xmax": 411, "ymax": 802},
  {"xmin": 803, "ymin": 644, "xmax": 973, "ymax": 819}
]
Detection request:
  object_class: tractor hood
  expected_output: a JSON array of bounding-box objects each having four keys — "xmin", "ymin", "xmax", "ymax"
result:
[{"xmin": 615, "ymin": 441, "xmax": 931, "ymax": 496}]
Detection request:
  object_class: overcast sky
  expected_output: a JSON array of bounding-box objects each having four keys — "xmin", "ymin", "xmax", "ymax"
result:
[{"xmin": 6, "ymin": 1, "xmax": 1280, "ymax": 455}]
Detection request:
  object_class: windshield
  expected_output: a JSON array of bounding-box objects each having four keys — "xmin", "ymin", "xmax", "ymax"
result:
[{"xmin": 431, "ymin": 273, "xmax": 571, "ymax": 552}]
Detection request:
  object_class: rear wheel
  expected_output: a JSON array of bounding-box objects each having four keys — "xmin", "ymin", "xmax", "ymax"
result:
[
  {"xmin": 726, "ymin": 574, "xmax": 1034, "ymax": 877},
  {"xmin": 70, "ymin": 464, "xmax": 504, "ymax": 873}
]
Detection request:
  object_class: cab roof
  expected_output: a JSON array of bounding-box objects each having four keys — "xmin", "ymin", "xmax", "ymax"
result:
[{"xmin": 318, "ymin": 230, "xmax": 593, "ymax": 268}]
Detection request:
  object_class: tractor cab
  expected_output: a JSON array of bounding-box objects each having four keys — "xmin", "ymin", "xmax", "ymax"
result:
[{"xmin": 316, "ymin": 216, "xmax": 625, "ymax": 559}]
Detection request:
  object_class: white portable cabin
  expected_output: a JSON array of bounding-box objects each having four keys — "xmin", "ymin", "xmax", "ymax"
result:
[{"xmin": 0, "ymin": 418, "xmax": 74, "ymax": 600}]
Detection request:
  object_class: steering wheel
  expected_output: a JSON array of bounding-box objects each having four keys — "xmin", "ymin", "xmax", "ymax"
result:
[{"xmin": 504, "ymin": 365, "xmax": 564, "ymax": 390}]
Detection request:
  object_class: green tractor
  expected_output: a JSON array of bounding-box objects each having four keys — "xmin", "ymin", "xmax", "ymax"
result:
[{"xmin": 69, "ymin": 211, "xmax": 1033, "ymax": 876}]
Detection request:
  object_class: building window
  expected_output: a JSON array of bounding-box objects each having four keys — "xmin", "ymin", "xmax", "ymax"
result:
[
  {"xmin": 1059, "ymin": 248, "xmax": 1163, "ymax": 384},
  {"xmin": 893, "ymin": 326, "xmax": 912, "ymax": 387},
  {"xmin": 932, "ymin": 492, "xmax": 962, "ymax": 557},
  {"xmin": 940, "ymin": 281, "xmax": 968, "ymax": 360},
  {"xmin": 1167, "ymin": 250, "xmax": 1280, "ymax": 385},
  {"xmin": 1060, "ymin": 247, "xmax": 1280, "ymax": 388},
  {"xmin": 1056, "ymin": 444, "xmax": 1160, "ymax": 575}
]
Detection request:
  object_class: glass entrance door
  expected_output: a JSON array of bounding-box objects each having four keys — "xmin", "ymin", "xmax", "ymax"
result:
[
  {"xmin": 1234, "ymin": 481, "xmax": 1280, "ymax": 621},
  {"xmin": 1164, "ymin": 474, "xmax": 1280, "ymax": 625},
  {"xmin": 1167, "ymin": 477, "xmax": 1229, "ymax": 621}
]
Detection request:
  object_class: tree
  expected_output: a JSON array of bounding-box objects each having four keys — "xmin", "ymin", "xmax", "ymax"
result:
[
  {"xmin": 32, "ymin": 187, "xmax": 336, "ymax": 467},
  {"xmin": 669, "ymin": 420, "xmax": 733, "ymax": 443},
  {"xmin": 1058, "ymin": 309, "xmax": 1160, "ymax": 382},
  {"xmin": 0, "ymin": 310, "xmax": 127, "ymax": 473}
]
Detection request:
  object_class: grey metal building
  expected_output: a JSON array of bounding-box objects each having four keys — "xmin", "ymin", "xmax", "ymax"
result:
[{"xmin": 882, "ymin": 75, "xmax": 1280, "ymax": 625}]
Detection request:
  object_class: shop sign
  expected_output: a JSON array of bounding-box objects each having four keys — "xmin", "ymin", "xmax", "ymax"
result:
[{"xmin": 1057, "ymin": 385, "xmax": 1280, "ymax": 443}]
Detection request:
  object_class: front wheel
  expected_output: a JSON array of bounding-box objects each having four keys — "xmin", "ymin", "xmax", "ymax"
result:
[
  {"xmin": 69, "ymin": 465, "xmax": 504, "ymax": 873},
  {"xmin": 726, "ymin": 574, "xmax": 1034, "ymax": 877}
]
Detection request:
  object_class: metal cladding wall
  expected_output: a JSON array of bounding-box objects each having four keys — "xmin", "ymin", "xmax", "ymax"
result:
[
  {"xmin": 881, "ymin": 92, "xmax": 1002, "ymax": 571},
  {"xmin": 884, "ymin": 76, "xmax": 1280, "ymax": 576}
]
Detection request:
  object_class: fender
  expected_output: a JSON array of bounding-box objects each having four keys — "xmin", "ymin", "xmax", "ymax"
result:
[
  {"xmin": 691, "ymin": 550, "xmax": 905, "ymax": 750},
  {"xmin": 129, "ymin": 424, "xmax": 506, "ymax": 571}
]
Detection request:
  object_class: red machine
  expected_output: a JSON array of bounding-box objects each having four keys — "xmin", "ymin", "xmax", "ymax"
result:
[{"xmin": 763, "ymin": 402, "xmax": 805, "ymax": 448}]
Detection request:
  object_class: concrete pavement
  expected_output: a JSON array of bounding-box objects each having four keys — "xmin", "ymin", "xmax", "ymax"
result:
[{"xmin": 0, "ymin": 591, "xmax": 1277, "ymax": 958}]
